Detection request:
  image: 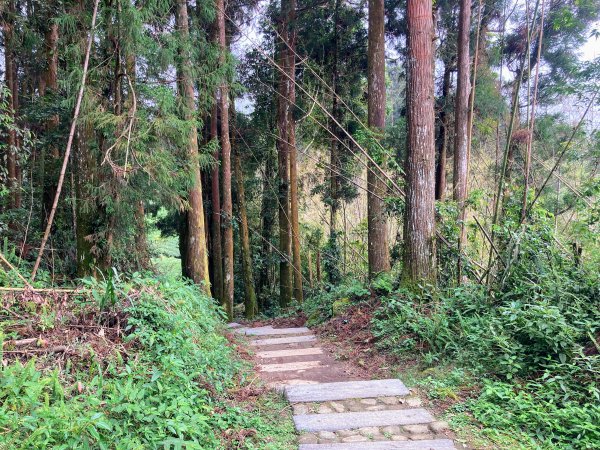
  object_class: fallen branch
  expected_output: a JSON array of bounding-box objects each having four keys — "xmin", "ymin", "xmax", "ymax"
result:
[
  {"xmin": 3, "ymin": 345, "xmax": 69, "ymax": 354},
  {"xmin": 0, "ymin": 304, "xmax": 27, "ymax": 321},
  {"xmin": 0, "ymin": 287, "xmax": 82, "ymax": 293},
  {"xmin": 2, "ymin": 338, "xmax": 42, "ymax": 348}
]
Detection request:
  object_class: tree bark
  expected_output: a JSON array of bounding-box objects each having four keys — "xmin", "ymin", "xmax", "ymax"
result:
[
  {"xmin": 402, "ymin": 0, "xmax": 437, "ymax": 284},
  {"xmin": 75, "ymin": 123, "xmax": 96, "ymax": 277},
  {"xmin": 257, "ymin": 146, "xmax": 276, "ymax": 305},
  {"xmin": 453, "ymin": 0, "xmax": 472, "ymax": 281},
  {"xmin": 315, "ymin": 249, "xmax": 322, "ymax": 283},
  {"xmin": 367, "ymin": 0, "xmax": 390, "ymax": 278},
  {"xmin": 286, "ymin": 0, "xmax": 303, "ymax": 303},
  {"xmin": 435, "ymin": 63, "xmax": 451, "ymax": 200},
  {"xmin": 307, "ymin": 250, "xmax": 314, "ymax": 288},
  {"xmin": 277, "ymin": 3, "xmax": 293, "ymax": 308},
  {"xmin": 216, "ymin": 0, "xmax": 234, "ymax": 319},
  {"xmin": 209, "ymin": 102, "xmax": 224, "ymax": 305},
  {"xmin": 40, "ymin": 10, "xmax": 60, "ymax": 226},
  {"xmin": 233, "ymin": 142, "xmax": 258, "ymax": 318},
  {"xmin": 175, "ymin": 0, "xmax": 211, "ymax": 293}
]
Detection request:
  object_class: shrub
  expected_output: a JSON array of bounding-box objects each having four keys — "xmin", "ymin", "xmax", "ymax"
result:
[{"xmin": 0, "ymin": 275, "xmax": 292, "ymax": 449}]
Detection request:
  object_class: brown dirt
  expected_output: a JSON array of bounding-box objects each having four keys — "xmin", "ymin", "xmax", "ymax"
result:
[
  {"xmin": 313, "ymin": 300, "xmax": 398, "ymax": 379},
  {"xmin": 252, "ymin": 311, "xmax": 307, "ymax": 328}
]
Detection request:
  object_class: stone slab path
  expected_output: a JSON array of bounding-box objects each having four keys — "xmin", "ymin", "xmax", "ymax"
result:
[{"xmin": 232, "ymin": 324, "xmax": 458, "ymax": 449}]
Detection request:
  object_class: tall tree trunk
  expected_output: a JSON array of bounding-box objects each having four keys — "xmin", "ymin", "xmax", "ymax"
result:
[
  {"xmin": 367, "ymin": 0, "xmax": 390, "ymax": 278},
  {"xmin": 277, "ymin": 4, "xmax": 293, "ymax": 308},
  {"xmin": 257, "ymin": 146, "xmax": 276, "ymax": 306},
  {"xmin": 233, "ymin": 140, "xmax": 258, "ymax": 318},
  {"xmin": 75, "ymin": 123, "xmax": 96, "ymax": 277},
  {"xmin": 315, "ymin": 249, "xmax": 322, "ymax": 283},
  {"xmin": 209, "ymin": 102, "xmax": 224, "ymax": 305},
  {"xmin": 435, "ymin": 63, "xmax": 451, "ymax": 200},
  {"xmin": 453, "ymin": 0, "xmax": 472, "ymax": 282},
  {"xmin": 40, "ymin": 11, "xmax": 60, "ymax": 226},
  {"xmin": 216, "ymin": 0, "xmax": 234, "ymax": 319},
  {"xmin": 2, "ymin": 1, "xmax": 20, "ymax": 211},
  {"xmin": 307, "ymin": 250, "xmax": 314, "ymax": 288},
  {"xmin": 329, "ymin": 0, "xmax": 341, "ymax": 239},
  {"xmin": 286, "ymin": 0, "xmax": 303, "ymax": 303},
  {"xmin": 403, "ymin": 0, "xmax": 437, "ymax": 284},
  {"xmin": 126, "ymin": 49, "xmax": 149, "ymax": 268},
  {"xmin": 175, "ymin": 0, "xmax": 211, "ymax": 293}
]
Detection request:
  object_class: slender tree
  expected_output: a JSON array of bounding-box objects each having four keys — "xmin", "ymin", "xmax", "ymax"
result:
[
  {"xmin": 276, "ymin": 1, "xmax": 293, "ymax": 307},
  {"xmin": 453, "ymin": 0, "xmax": 472, "ymax": 281},
  {"xmin": 216, "ymin": 0, "xmax": 234, "ymax": 319},
  {"xmin": 233, "ymin": 129, "xmax": 258, "ymax": 318},
  {"xmin": 435, "ymin": 62, "xmax": 452, "ymax": 201},
  {"xmin": 174, "ymin": 0, "xmax": 211, "ymax": 292},
  {"xmin": 367, "ymin": 0, "xmax": 390, "ymax": 278},
  {"xmin": 329, "ymin": 0, "xmax": 341, "ymax": 247},
  {"xmin": 286, "ymin": 0, "xmax": 302, "ymax": 303},
  {"xmin": 209, "ymin": 102, "xmax": 224, "ymax": 305},
  {"xmin": 403, "ymin": 0, "xmax": 437, "ymax": 284}
]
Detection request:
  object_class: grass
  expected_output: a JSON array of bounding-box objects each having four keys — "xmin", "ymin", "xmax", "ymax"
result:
[
  {"xmin": 0, "ymin": 273, "xmax": 296, "ymax": 449},
  {"xmin": 148, "ymin": 228, "xmax": 181, "ymax": 278},
  {"xmin": 396, "ymin": 365, "xmax": 544, "ymax": 450}
]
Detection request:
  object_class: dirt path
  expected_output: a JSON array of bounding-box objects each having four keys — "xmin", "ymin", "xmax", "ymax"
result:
[{"xmin": 231, "ymin": 323, "xmax": 459, "ymax": 449}]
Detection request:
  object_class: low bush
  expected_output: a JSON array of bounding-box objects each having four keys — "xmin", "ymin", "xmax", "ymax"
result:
[
  {"xmin": 0, "ymin": 274, "xmax": 294, "ymax": 449},
  {"xmin": 304, "ymin": 223, "xmax": 599, "ymax": 448}
]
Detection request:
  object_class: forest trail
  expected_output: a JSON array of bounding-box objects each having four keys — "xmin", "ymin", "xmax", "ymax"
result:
[{"xmin": 231, "ymin": 324, "xmax": 458, "ymax": 449}]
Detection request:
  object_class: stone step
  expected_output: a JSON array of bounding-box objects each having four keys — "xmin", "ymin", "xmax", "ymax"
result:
[
  {"xmin": 299, "ymin": 439, "xmax": 456, "ymax": 450},
  {"xmin": 250, "ymin": 335, "xmax": 317, "ymax": 346},
  {"xmin": 244, "ymin": 326, "xmax": 311, "ymax": 336},
  {"xmin": 256, "ymin": 348, "xmax": 324, "ymax": 359},
  {"xmin": 259, "ymin": 361, "xmax": 327, "ymax": 372},
  {"xmin": 286, "ymin": 379, "xmax": 409, "ymax": 403},
  {"xmin": 294, "ymin": 409, "xmax": 434, "ymax": 432},
  {"xmin": 227, "ymin": 322, "xmax": 243, "ymax": 328},
  {"xmin": 234, "ymin": 325, "xmax": 274, "ymax": 334},
  {"xmin": 268, "ymin": 379, "xmax": 321, "ymax": 391}
]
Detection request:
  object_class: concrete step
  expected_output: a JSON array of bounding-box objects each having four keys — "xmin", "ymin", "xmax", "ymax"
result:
[
  {"xmin": 259, "ymin": 361, "xmax": 327, "ymax": 372},
  {"xmin": 299, "ymin": 439, "xmax": 456, "ymax": 450},
  {"xmin": 234, "ymin": 325, "xmax": 274, "ymax": 334},
  {"xmin": 250, "ymin": 335, "xmax": 317, "ymax": 346},
  {"xmin": 294, "ymin": 409, "xmax": 434, "ymax": 432},
  {"xmin": 286, "ymin": 379, "xmax": 409, "ymax": 403},
  {"xmin": 243, "ymin": 326, "xmax": 311, "ymax": 336},
  {"xmin": 256, "ymin": 348, "xmax": 324, "ymax": 359}
]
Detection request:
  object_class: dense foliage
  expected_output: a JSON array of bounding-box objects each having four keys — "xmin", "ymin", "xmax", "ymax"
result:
[
  {"xmin": 0, "ymin": 274, "xmax": 294, "ymax": 449},
  {"xmin": 302, "ymin": 218, "xmax": 599, "ymax": 448},
  {"xmin": 2, "ymin": 0, "xmax": 600, "ymax": 447}
]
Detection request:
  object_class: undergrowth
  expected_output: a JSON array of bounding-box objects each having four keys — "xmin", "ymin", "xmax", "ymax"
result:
[
  {"xmin": 302, "ymin": 225, "xmax": 600, "ymax": 449},
  {"xmin": 0, "ymin": 274, "xmax": 295, "ymax": 449}
]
